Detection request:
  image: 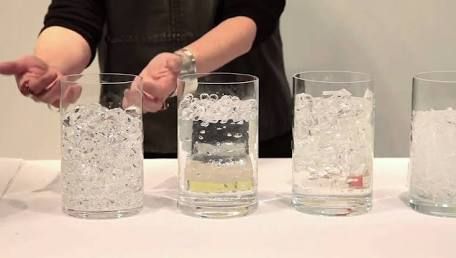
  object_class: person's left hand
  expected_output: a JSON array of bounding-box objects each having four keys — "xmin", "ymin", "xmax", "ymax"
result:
[{"xmin": 137, "ymin": 53, "xmax": 182, "ymax": 113}]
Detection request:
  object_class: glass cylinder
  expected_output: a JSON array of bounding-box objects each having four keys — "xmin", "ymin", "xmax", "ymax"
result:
[
  {"xmin": 410, "ymin": 71, "xmax": 456, "ymax": 217},
  {"xmin": 60, "ymin": 73, "xmax": 144, "ymax": 219},
  {"xmin": 177, "ymin": 73, "xmax": 258, "ymax": 218},
  {"xmin": 292, "ymin": 71, "xmax": 374, "ymax": 216}
]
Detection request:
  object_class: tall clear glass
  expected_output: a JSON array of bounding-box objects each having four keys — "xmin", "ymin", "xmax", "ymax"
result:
[
  {"xmin": 60, "ymin": 73, "xmax": 144, "ymax": 219},
  {"xmin": 410, "ymin": 71, "xmax": 456, "ymax": 217},
  {"xmin": 292, "ymin": 71, "xmax": 374, "ymax": 216},
  {"xmin": 177, "ymin": 73, "xmax": 258, "ymax": 218}
]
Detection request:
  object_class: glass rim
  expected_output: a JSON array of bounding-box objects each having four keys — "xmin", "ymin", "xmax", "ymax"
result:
[
  {"xmin": 414, "ymin": 71, "xmax": 456, "ymax": 84},
  {"xmin": 61, "ymin": 73, "xmax": 142, "ymax": 85},
  {"xmin": 178, "ymin": 72, "xmax": 259, "ymax": 85},
  {"xmin": 293, "ymin": 71, "xmax": 371, "ymax": 84}
]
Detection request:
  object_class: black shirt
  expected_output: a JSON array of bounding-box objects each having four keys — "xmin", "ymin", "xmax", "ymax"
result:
[
  {"xmin": 42, "ymin": 0, "xmax": 292, "ymax": 155},
  {"xmin": 43, "ymin": 0, "xmax": 286, "ymax": 64}
]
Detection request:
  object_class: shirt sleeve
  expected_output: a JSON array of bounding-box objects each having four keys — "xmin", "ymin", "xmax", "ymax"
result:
[
  {"xmin": 42, "ymin": 0, "xmax": 106, "ymax": 65},
  {"xmin": 219, "ymin": 0, "xmax": 286, "ymax": 46}
]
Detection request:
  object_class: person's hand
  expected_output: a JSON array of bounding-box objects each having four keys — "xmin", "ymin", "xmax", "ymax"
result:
[
  {"xmin": 0, "ymin": 55, "xmax": 80, "ymax": 108},
  {"xmin": 138, "ymin": 53, "xmax": 182, "ymax": 112}
]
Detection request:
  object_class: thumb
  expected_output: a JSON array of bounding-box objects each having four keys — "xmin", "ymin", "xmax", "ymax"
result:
[{"xmin": 0, "ymin": 61, "xmax": 24, "ymax": 75}]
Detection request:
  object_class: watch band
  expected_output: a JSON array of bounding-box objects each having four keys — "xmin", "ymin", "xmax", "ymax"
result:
[
  {"xmin": 170, "ymin": 48, "xmax": 197, "ymax": 98},
  {"xmin": 175, "ymin": 48, "xmax": 196, "ymax": 75}
]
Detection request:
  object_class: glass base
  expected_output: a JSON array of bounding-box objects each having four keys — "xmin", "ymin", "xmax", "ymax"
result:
[
  {"xmin": 63, "ymin": 206, "xmax": 142, "ymax": 219},
  {"xmin": 178, "ymin": 196, "xmax": 257, "ymax": 219},
  {"xmin": 292, "ymin": 194, "xmax": 372, "ymax": 216},
  {"xmin": 409, "ymin": 196, "xmax": 456, "ymax": 218}
]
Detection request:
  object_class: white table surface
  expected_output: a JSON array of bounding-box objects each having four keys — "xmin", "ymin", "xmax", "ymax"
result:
[
  {"xmin": 0, "ymin": 158, "xmax": 23, "ymax": 199},
  {"xmin": 0, "ymin": 158, "xmax": 454, "ymax": 258}
]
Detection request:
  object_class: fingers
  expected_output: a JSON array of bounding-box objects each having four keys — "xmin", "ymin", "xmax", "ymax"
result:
[
  {"xmin": 30, "ymin": 79, "xmax": 82, "ymax": 109},
  {"xmin": 19, "ymin": 56, "xmax": 47, "ymax": 70},
  {"xmin": 51, "ymin": 99, "xmax": 60, "ymax": 108},
  {"xmin": 141, "ymin": 78, "xmax": 171, "ymax": 112},
  {"xmin": 122, "ymin": 86, "xmax": 142, "ymax": 109},
  {"xmin": 140, "ymin": 75, "xmax": 176, "ymax": 113},
  {"xmin": 15, "ymin": 76, "xmax": 32, "ymax": 96},
  {"xmin": 31, "ymin": 78, "xmax": 60, "ymax": 104},
  {"xmin": 2, "ymin": 56, "xmax": 55, "ymax": 97},
  {"xmin": 141, "ymin": 53, "xmax": 181, "ymax": 98},
  {"xmin": 142, "ymin": 79, "xmax": 163, "ymax": 98},
  {"xmin": 142, "ymin": 74, "xmax": 178, "ymax": 100},
  {"xmin": 123, "ymin": 80, "xmax": 162, "ymax": 113},
  {"xmin": 143, "ymin": 91, "xmax": 164, "ymax": 113},
  {"xmin": 0, "ymin": 61, "xmax": 25, "ymax": 75},
  {"xmin": 0, "ymin": 56, "xmax": 47, "ymax": 76},
  {"xmin": 1, "ymin": 56, "xmax": 82, "ymax": 108},
  {"xmin": 21, "ymin": 69, "xmax": 59, "ymax": 95}
]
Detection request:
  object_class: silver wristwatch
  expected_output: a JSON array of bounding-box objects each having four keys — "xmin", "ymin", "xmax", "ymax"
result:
[
  {"xmin": 175, "ymin": 48, "xmax": 196, "ymax": 75},
  {"xmin": 170, "ymin": 48, "xmax": 197, "ymax": 98}
]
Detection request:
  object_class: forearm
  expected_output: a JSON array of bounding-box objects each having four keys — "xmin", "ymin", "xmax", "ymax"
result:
[
  {"xmin": 185, "ymin": 16, "xmax": 257, "ymax": 73},
  {"xmin": 35, "ymin": 26, "xmax": 91, "ymax": 75}
]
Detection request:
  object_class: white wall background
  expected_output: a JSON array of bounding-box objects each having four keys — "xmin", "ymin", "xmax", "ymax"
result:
[
  {"xmin": 1, "ymin": 0, "xmax": 456, "ymax": 159},
  {"xmin": 281, "ymin": 0, "xmax": 456, "ymax": 157}
]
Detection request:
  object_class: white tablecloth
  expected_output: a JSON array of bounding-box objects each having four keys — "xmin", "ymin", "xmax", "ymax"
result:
[{"xmin": 0, "ymin": 158, "xmax": 454, "ymax": 258}]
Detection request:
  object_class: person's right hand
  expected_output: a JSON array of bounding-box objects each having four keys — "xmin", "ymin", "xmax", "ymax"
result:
[{"xmin": 0, "ymin": 55, "xmax": 79, "ymax": 108}]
